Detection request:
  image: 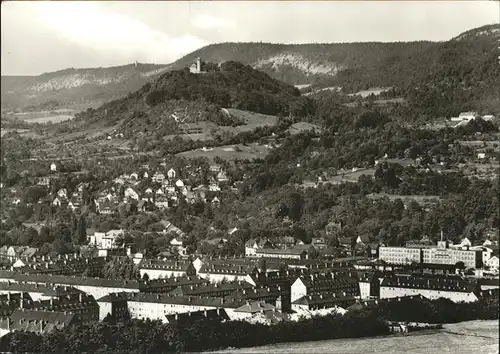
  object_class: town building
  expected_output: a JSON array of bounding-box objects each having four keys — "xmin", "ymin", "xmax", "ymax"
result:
[
  {"xmin": 139, "ymin": 259, "xmax": 196, "ymax": 279},
  {"xmin": 88, "ymin": 229, "xmax": 124, "ymax": 249},
  {"xmin": 290, "ymin": 270, "xmax": 360, "ymax": 304},
  {"xmin": 165, "ymin": 308, "xmax": 229, "ymax": 324},
  {"xmin": 380, "ymin": 274, "xmax": 480, "ymax": 303},
  {"xmin": 0, "ymin": 282, "xmax": 84, "ymax": 301},
  {"xmin": 357, "ymin": 271, "xmax": 380, "ymax": 299},
  {"xmin": 5, "ymin": 309, "xmax": 80, "ymax": 335},
  {"xmin": 254, "ymin": 248, "xmax": 308, "ymax": 260},
  {"xmin": 379, "ymin": 240, "xmax": 482, "ymax": 269},
  {"xmin": 198, "ymin": 263, "xmax": 258, "ymax": 283},
  {"xmin": 0, "ymin": 271, "xmax": 142, "ymax": 300},
  {"xmin": 245, "ymin": 238, "xmax": 274, "ymax": 257},
  {"xmin": 97, "ymin": 292, "xmax": 272, "ymax": 322}
]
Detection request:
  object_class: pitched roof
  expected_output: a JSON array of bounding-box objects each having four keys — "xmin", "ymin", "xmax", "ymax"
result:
[
  {"xmin": 255, "ymin": 248, "xmax": 307, "ymax": 256},
  {"xmin": 381, "ymin": 274, "xmax": 478, "ymax": 293},
  {"xmin": 9, "ymin": 309, "xmax": 77, "ymax": 333},
  {"xmin": 234, "ymin": 301, "xmax": 275, "ymax": 314}
]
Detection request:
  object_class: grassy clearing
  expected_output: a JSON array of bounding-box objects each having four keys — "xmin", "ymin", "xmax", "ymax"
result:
[
  {"xmin": 322, "ymin": 168, "xmax": 377, "ymax": 184},
  {"xmin": 177, "ymin": 143, "xmax": 270, "ymax": 161},
  {"xmin": 287, "ymin": 122, "xmax": 321, "ymax": 135}
]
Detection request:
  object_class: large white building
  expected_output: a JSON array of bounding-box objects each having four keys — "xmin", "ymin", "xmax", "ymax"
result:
[
  {"xmin": 380, "ymin": 274, "xmax": 480, "ymax": 303},
  {"xmin": 88, "ymin": 229, "xmax": 124, "ymax": 250},
  {"xmin": 379, "ymin": 240, "xmax": 482, "ymax": 269},
  {"xmin": 97, "ymin": 292, "xmax": 275, "ymax": 322}
]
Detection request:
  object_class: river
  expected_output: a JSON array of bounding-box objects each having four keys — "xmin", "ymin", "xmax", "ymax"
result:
[{"xmin": 215, "ymin": 320, "xmax": 498, "ymax": 354}]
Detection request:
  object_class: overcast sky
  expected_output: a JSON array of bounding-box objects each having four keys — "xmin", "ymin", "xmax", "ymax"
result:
[{"xmin": 1, "ymin": 1, "xmax": 498, "ymax": 76}]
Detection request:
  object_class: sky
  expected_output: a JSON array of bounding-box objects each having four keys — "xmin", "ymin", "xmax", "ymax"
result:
[{"xmin": 1, "ymin": 1, "xmax": 499, "ymax": 76}]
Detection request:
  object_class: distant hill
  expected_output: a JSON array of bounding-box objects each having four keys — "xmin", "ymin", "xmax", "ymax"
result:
[
  {"xmin": 2, "ymin": 24, "xmax": 498, "ymax": 115},
  {"xmin": 1, "ymin": 63, "xmax": 170, "ymax": 110},
  {"xmin": 76, "ymin": 61, "xmax": 311, "ymax": 140},
  {"xmin": 170, "ymin": 24, "xmax": 499, "ymax": 90}
]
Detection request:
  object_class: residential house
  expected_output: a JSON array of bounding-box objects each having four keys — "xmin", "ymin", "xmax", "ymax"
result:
[
  {"xmin": 486, "ymin": 256, "xmax": 499, "ymax": 271},
  {"xmin": 152, "ymin": 172, "xmax": 165, "ymax": 183},
  {"xmin": 216, "ymin": 170, "xmax": 229, "ymax": 183},
  {"xmin": 209, "ymin": 164, "xmax": 222, "ymax": 173},
  {"xmin": 254, "ymin": 248, "xmax": 308, "ymax": 260},
  {"xmin": 52, "ymin": 197, "xmax": 64, "ymax": 207},
  {"xmin": 245, "ymin": 238, "xmax": 274, "ymax": 257},
  {"xmin": 155, "ymin": 195, "xmax": 170, "ymax": 210},
  {"xmin": 37, "ymin": 177, "xmax": 50, "ymax": 187},
  {"xmin": 311, "ymin": 237, "xmax": 327, "ymax": 250},
  {"xmin": 167, "ymin": 168, "xmax": 176, "ymax": 180},
  {"xmin": 211, "ymin": 196, "xmax": 221, "ymax": 208},
  {"xmin": 97, "ymin": 200, "xmax": 115, "ymax": 215},
  {"xmin": 88, "ymin": 230, "xmax": 123, "ymax": 249},
  {"xmin": 139, "ymin": 259, "xmax": 196, "ymax": 279},
  {"xmin": 56, "ymin": 188, "xmax": 68, "ymax": 199},
  {"xmin": 124, "ymin": 187, "xmax": 139, "ymax": 201},
  {"xmin": 198, "ymin": 263, "xmax": 258, "ymax": 283}
]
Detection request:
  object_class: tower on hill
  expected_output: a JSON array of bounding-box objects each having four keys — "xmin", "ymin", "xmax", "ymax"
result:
[{"xmin": 190, "ymin": 57, "xmax": 203, "ymax": 74}]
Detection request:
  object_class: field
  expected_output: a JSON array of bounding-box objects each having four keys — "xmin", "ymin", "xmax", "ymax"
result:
[
  {"xmin": 172, "ymin": 109, "xmax": 279, "ymax": 141},
  {"xmin": 7, "ymin": 110, "xmax": 76, "ymax": 124},
  {"xmin": 367, "ymin": 193, "xmax": 441, "ymax": 205},
  {"xmin": 287, "ymin": 122, "xmax": 321, "ymax": 135},
  {"xmin": 177, "ymin": 143, "xmax": 271, "ymax": 161},
  {"xmin": 458, "ymin": 141, "xmax": 499, "ymax": 151},
  {"xmin": 348, "ymin": 87, "xmax": 391, "ymax": 98},
  {"xmin": 222, "ymin": 108, "xmax": 278, "ymax": 133},
  {"xmin": 322, "ymin": 168, "xmax": 377, "ymax": 184}
]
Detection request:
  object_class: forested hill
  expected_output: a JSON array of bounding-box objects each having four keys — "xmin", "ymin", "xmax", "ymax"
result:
[
  {"xmin": 169, "ymin": 24, "xmax": 500, "ymax": 91},
  {"xmin": 79, "ymin": 61, "xmax": 312, "ymax": 125}
]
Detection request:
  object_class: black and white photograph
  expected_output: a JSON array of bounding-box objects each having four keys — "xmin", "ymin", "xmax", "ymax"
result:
[{"xmin": 0, "ymin": 0, "xmax": 499, "ymax": 352}]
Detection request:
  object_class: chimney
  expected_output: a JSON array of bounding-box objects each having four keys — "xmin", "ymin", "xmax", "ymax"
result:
[
  {"xmin": 196, "ymin": 57, "xmax": 201, "ymax": 72},
  {"xmin": 79, "ymin": 294, "xmax": 83, "ymax": 303}
]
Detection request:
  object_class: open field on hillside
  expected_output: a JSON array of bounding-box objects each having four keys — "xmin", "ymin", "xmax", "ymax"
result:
[
  {"xmin": 6, "ymin": 111, "xmax": 76, "ymax": 124},
  {"xmin": 348, "ymin": 87, "xmax": 391, "ymax": 98},
  {"xmin": 177, "ymin": 143, "xmax": 270, "ymax": 161},
  {"xmin": 222, "ymin": 109, "xmax": 278, "ymax": 133},
  {"xmin": 322, "ymin": 168, "xmax": 377, "ymax": 184},
  {"xmin": 458, "ymin": 140, "xmax": 499, "ymax": 151},
  {"xmin": 366, "ymin": 193, "xmax": 441, "ymax": 205},
  {"xmin": 171, "ymin": 109, "xmax": 279, "ymax": 141},
  {"xmin": 287, "ymin": 122, "xmax": 321, "ymax": 135}
]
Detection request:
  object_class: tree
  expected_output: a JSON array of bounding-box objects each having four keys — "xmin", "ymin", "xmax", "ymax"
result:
[
  {"xmin": 286, "ymin": 192, "xmax": 304, "ymax": 222},
  {"xmin": 72, "ymin": 216, "xmax": 87, "ymax": 245}
]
